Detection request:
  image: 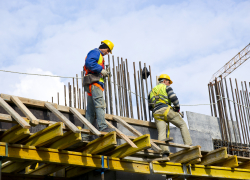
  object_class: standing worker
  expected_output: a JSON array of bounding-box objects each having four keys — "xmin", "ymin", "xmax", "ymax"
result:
[
  {"xmin": 148, "ymin": 74, "xmax": 192, "ymax": 156},
  {"xmin": 82, "ymin": 40, "xmax": 115, "ymax": 140}
]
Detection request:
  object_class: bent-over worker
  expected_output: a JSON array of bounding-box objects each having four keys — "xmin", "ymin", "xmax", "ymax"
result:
[
  {"xmin": 82, "ymin": 40, "xmax": 115, "ymax": 140},
  {"xmin": 148, "ymin": 74, "xmax": 192, "ymax": 156}
]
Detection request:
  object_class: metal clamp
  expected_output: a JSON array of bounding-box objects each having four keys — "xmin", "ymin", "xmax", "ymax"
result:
[{"xmin": 180, "ymin": 164, "xmax": 192, "ymax": 180}]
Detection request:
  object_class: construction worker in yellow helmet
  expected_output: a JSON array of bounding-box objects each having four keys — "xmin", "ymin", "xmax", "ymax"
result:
[
  {"xmin": 82, "ymin": 40, "xmax": 115, "ymax": 141},
  {"xmin": 148, "ymin": 74, "xmax": 192, "ymax": 156}
]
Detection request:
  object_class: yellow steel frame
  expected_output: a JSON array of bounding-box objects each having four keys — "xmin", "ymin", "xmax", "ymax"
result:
[
  {"xmin": 152, "ymin": 161, "xmax": 250, "ymax": 179},
  {"xmin": 106, "ymin": 134, "xmax": 151, "ymax": 158},
  {"xmin": 21, "ymin": 122, "xmax": 64, "ymax": 147},
  {"xmin": 0, "ymin": 142, "xmax": 150, "ymax": 174},
  {"xmin": 0, "ymin": 122, "xmax": 30, "ymax": 143}
]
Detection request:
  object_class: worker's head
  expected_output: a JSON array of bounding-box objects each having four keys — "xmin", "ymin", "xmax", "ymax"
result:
[
  {"xmin": 158, "ymin": 74, "xmax": 173, "ymax": 86},
  {"xmin": 99, "ymin": 40, "xmax": 114, "ymax": 55}
]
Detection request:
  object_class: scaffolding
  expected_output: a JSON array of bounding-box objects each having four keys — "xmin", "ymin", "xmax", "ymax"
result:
[{"xmin": 0, "ymin": 94, "xmax": 249, "ymax": 180}]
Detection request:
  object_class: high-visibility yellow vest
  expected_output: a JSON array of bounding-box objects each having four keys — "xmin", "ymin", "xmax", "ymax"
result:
[{"xmin": 149, "ymin": 83, "xmax": 171, "ymax": 108}]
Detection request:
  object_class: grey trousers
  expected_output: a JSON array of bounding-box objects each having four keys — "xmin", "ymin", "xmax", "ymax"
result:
[{"xmin": 154, "ymin": 107, "xmax": 192, "ymax": 153}]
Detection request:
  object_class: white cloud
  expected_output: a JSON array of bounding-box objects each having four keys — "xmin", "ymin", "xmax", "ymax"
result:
[
  {"xmin": 0, "ymin": 0, "xmax": 250, "ymax": 118},
  {"xmin": 8, "ymin": 68, "xmax": 65, "ymax": 103}
]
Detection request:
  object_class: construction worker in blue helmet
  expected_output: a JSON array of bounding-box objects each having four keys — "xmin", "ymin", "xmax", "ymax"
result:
[
  {"xmin": 148, "ymin": 74, "xmax": 192, "ymax": 156},
  {"xmin": 82, "ymin": 40, "xmax": 115, "ymax": 141}
]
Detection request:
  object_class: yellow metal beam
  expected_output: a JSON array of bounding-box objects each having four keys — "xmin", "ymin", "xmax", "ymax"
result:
[
  {"xmin": 28, "ymin": 131, "xmax": 117, "ymax": 176},
  {"xmin": 65, "ymin": 134, "xmax": 151, "ymax": 178},
  {"xmin": 80, "ymin": 131, "xmax": 117, "ymax": 154},
  {"xmin": 106, "ymin": 134, "xmax": 151, "ymax": 158},
  {"xmin": 21, "ymin": 122, "xmax": 64, "ymax": 147},
  {"xmin": 215, "ymin": 155, "xmax": 238, "ymax": 168},
  {"xmin": 168, "ymin": 145, "xmax": 201, "ymax": 164},
  {"xmin": 0, "ymin": 142, "xmax": 150, "ymax": 174},
  {"xmin": 152, "ymin": 161, "xmax": 250, "ymax": 179},
  {"xmin": 0, "ymin": 122, "xmax": 30, "ymax": 143},
  {"xmin": 238, "ymin": 161, "xmax": 250, "ymax": 169},
  {"xmin": 49, "ymin": 129, "xmax": 81, "ymax": 150},
  {"xmin": 200, "ymin": 147, "xmax": 228, "ymax": 165},
  {"xmin": 2, "ymin": 161, "xmax": 34, "ymax": 173}
]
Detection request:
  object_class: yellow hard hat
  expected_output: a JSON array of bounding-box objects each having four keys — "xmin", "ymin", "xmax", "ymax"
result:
[
  {"xmin": 158, "ymin": 74, "xmax": 173, "ymax": 84},
  {"xmin": 101, "ymin": 40, "xmax": 114, "ymax": 54}
]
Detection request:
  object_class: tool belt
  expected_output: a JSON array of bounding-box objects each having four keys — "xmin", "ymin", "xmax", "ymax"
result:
[
  {"xmin": 153, "ymin": 106, "xmax": 172, "ymax": 138},
  {"xmin": 83, "ymin": 74, "xmax": 102, "ymax": 86}
]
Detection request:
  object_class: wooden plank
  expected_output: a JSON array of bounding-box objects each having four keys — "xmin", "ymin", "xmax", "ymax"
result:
[
  {"xmin": 165, "ymin": 142, "xmax": 192, "ymax": 149},
  {"xmin": 10, "ymin": 96, "xmax": 39, "ymax": 125},
  {"xmin": 106, "ymin": 134, "xmax": 151, "ymax": 158},
  {"xmin": 0, "ymin": 123, "xmax": 30, "ymax": 143},
  {"xmin": 21, "ymin": 122, "xmax": 64, "ymax": 147},
  {"xmin": 0, "ymin": 97, "xmax": 30, "ymax": 129},
  {"xmin": 69, "ymin": 107, "xmax": 101, "ymax": 136},
  {"xmin": 168, "ymin": 145, "xmax": 202, "ymax": 164},
  {"xmin": 113, "ymin": 116, "xmax": 162, "ymax": 152},
  {"xmin": 105, "ymin": 120, "xmax": 138, "ymax": 148},
  {"xmin": 1, "ymin": 94, "xmax": 157, "ymax": 129},
  {"xmin": 45, "ymin": 102, "xmax": 80, "ymax": 133},
  {"xmin": 200, "ymin": 147, "xmax": 228, "ymax": 165},
  {"xmin": 215, "ymin": 155, "xmax": 238, "ymax": 168}
]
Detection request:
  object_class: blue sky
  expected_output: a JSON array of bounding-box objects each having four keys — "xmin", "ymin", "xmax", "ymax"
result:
[{"xmin": 0, "ymin": 0, "xmax": 250, "ymax": 118}]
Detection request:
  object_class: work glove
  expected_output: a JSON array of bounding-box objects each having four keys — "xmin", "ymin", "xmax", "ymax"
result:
[
  {"xmin": 101, "ymin": 69, "xmax": 109, "ymax": 77},
  {"xmin": 173, "ymin": 106, "xmax": 180, "ymax": 112}
]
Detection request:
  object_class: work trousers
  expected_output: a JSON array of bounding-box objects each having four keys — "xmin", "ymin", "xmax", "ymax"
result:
[
  {"xmin": 154, "ymin": 107, "xmax": 192, "ymax": 153},
  {"xmin": 84, "ymin": 85, "xmax": 108, "ymax": 132}
]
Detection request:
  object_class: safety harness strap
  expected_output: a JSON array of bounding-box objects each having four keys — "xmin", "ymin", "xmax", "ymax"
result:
[{"xmin": 153, "ymin": 106, "xmax": 171, "ymax": 138}]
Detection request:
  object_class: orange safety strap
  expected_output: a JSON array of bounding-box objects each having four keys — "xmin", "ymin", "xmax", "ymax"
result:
[{"xmin": 87, "ymin": 83, "xmax": 104, "ymax": 96}]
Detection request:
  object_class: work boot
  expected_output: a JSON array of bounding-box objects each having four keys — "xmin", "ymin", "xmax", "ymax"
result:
[{"xmin": 101, "ymin": 127, "xmax": 115, "ymax": 133}]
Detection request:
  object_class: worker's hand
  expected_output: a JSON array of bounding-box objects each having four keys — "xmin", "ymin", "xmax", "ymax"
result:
[
  {"xmin": 101, "ymin": 69, "xmax": 109, "ymax": 77},
  {"xmin": 173, "ymin": 106, "xmax": 180, "ymax": 112}
]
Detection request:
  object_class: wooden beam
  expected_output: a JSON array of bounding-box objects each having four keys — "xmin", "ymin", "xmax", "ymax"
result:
[
  {"xmin": 165, "ymin": 142, "xmax": 192, "ymax": 149},
  {"xmin": 106, "ymin": 134, "xmax": 151, "ymax": 158},
  {"xmin": 113, "ymin": 116, "xmax": 162, "ymax": 152},
  {"xmin": 0, "ymin": 123, "xmax": 30, "ymax": 143},
  {"xmin": 45, "ymin": 102, "xmax": 80, "ymax": 133},
  {"xmin": 200, "ymin": 147, "xmax": 228, "ymax": 165},
  {"xmin": 69, "ymin": 107, "xmax": 101, "ymax": 136},
  {"xmin": 105, "ymin": 120, "xmax": 138, "ymax": 148},
  {"xmin": 21, "ymin": 122, "xmax": 64, "ymax": 147},
  {"xmin": 0, "ymin": 97, "xmax": 30, "ymax": 129},
  {"xmin": 10, "ymin": 96, "xmax": 39, "ymax": 125},
  {"xmin": 1, "ymin": 94, "xmax": 157, "ymax": 129}
]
